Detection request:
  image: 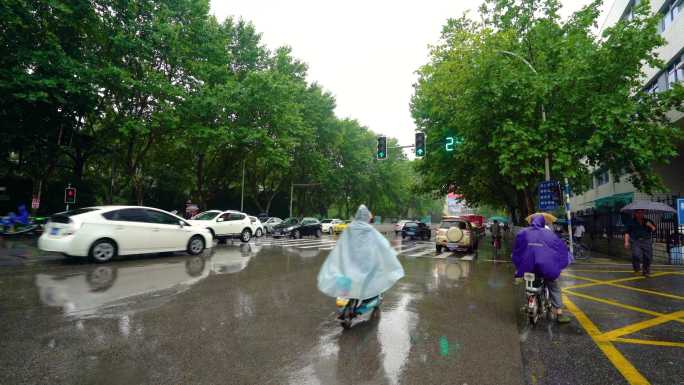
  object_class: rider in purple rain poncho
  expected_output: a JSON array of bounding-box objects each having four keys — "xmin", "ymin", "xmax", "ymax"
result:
[{"xmin": 512, "ymin": 214, "xmax": 573, "ymax": 323}]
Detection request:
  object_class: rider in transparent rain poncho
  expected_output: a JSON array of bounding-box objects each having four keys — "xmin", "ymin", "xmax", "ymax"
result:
[{"xmin": 317, "ymin": 205, "xmax": 405, "ymax": 301}]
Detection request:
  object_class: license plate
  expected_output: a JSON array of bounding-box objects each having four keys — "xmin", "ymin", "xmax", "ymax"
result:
[
  {"xmin": 447, "ymin": 243, "xmax": 459, "ymax": 249},
  {"xmin": 50, "ymin": 227, "xmax": 59, "ymax": 235}
]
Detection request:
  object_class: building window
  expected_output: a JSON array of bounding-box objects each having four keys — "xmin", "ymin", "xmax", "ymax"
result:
[
  {"xmin": 659, "ymin": 0, "xmax": 682, "ymax": 33},
  {"xmin": 594, "ymin": 171, "xmax": 609, "ymax": 188}
]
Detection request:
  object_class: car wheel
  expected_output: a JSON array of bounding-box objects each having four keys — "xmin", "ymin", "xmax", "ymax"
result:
[
  {"xmin": 293, "ymin": 229, "xmax": 301, "ymax": 239},
  {"xmin": 256, "ymin": 228, "xmax": 263, "ymax": 237},
  {"xmin": 240, "ymin": 229, "xmax": 252, "ymax": 243},
  {"xmin": 436, "ymin": 244, "xmax": 443, "ymax": 253},
  {"xmin": 89, "ymin": 239, "xmax": 117, "ymax": 263},
  {"xmin": 315, "ymin": 229, "xmax": 322, "ymax": 238},
  {"xmin": 187, "ymin": 235, "xmax": 205, "ymax": 255}
]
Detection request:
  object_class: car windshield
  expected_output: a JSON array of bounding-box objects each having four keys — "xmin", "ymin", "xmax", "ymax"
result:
[
  {"xmin": 441, "ymin": 221, "xmax": 466, "ymax": 229},
  {"xmin": 193, "ymin": 211, "xmax": 220, "ymax": 220},
  {"xmin": 404, "ymin": 222, "xmax": 418, "ymax": 228},
  {"xmin": 282, "ymin": 218, "xmax": 299, "ymax": 226}
]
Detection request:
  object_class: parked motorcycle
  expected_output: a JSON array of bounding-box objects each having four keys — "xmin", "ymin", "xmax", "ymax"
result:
[{"xmin": 336, "ymin": 295, "xmax": 382, "ymax": 329}]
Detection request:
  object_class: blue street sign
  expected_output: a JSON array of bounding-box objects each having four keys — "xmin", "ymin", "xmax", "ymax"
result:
[
  {"xmin": 538, "ymin": 180, "xmax": 561, "ymax": 211},
  {"xmin": 677, "ymin": 198, "xmax": 684, "ymax": 226}
]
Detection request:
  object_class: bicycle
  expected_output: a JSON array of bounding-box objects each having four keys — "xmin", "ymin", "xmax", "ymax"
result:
[
  {"xmin": 523, "ymin": 272, "xmax": 553, "ymax": 325},
  {"xmin": 562, "ymin": 236, "xmax": 590, "ymax": 260}
]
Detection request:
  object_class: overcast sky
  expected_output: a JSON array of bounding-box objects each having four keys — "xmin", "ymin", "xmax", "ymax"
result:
[{"xmin": 210, "ymin": 0, "xmax": 613, "ymax": 148}]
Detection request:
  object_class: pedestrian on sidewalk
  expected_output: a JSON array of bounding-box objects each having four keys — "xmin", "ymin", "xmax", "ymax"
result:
[
  {"xmin": 573, "ymin": 222, "xmax": 586, "ymax": 244},
  {"xmin": 491, "ymin": 220, "xmax": 502, "ymax": 255},
  {"xmin": 624, "ymin": 209, "xmax": 656, "ymax": 277},
  {"xmin": 512, "ymin": 214, "xmax": 572, "ymax": 323}
]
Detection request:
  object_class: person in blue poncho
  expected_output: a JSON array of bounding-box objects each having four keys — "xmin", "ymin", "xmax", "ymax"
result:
[
  {"xmin": 512, "ymin": 214, "xmax": 573, "ymax": 323},
  {"xmin": 317, "ymin": 205, "xmax": 405, "ymax": 301}
]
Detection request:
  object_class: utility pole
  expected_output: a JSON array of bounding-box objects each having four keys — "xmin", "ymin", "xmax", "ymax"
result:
[
  {"xmin": 564, "ymin": 178, "xmax": 574, "ymax": 255},
  {"xmin": 289, "ymin": 183, "xmax": 321, "ymax": 218},
  {"xmin": 498, "ymin": 50, "xmax": 550, "ymax": 181}
]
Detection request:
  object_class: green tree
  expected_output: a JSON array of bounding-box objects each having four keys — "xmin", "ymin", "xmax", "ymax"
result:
[{"xmin": 412, "ymin": 0, "xmax": 684, "ymax": 221}]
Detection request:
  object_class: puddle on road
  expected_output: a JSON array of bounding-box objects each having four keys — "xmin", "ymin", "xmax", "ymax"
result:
[
  {"xmin": 33, "ymin": 244, "xmax": 259, "ymax": 319},
  {"xmin": 287, "ymin": 291, "xmax": 418, "ymax": 385}
]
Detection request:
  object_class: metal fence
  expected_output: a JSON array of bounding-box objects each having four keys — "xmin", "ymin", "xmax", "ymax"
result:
[{"xmin": 575, "ymin": 195, "xmax": 683, "ymax": 264}]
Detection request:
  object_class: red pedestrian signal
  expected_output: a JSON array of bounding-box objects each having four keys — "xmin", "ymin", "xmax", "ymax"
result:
[{"xmin": 65, "ymin": 187, "xmax": 77, "ymax": 204}]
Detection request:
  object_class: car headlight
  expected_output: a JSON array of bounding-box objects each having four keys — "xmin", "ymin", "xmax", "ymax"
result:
[{"xmin": 286, "ymin": 226, "xmax": 296, "ymax": 231}]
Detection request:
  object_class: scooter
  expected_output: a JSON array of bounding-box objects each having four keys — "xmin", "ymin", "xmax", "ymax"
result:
[
  {"xmin": 1, "ymin": 205, "xmax": 44, "ymax": 236},
  {"xmin": 523, "ymin": 272, "xmax": 552, "ymax": 325},
  {"xmin": 336, "ymin": 295, "xmax": 382, "ymax": 329}
]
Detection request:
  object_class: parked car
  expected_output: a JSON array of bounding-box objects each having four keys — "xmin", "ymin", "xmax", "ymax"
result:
[
  {"xmin": 38, "ymin": 206, "xmax": 213, "ymax": 263},
  {"xmin": 401, "ymin": 221, "xmax": 432, "ymax": 240},
  {"xmin": 272, "ymin": 217, "xmax": 323, "ymax": 238},
  {"xmin": 394, "ymin": 220, "xmax": 412, "ymax": 235},
  {"xmin": 435, "ymin": 217, "xmax": 479, "ymax": 253},
  {"xmin": 188, "ymin": 210, "xmax": 254, "ymax": 243},
  {"xmin": 333, "ymin": 220, "xmax": 351, "ymax": 235},
  {"xmin": 261, "ymin": 217, "xmax": 283, "ymax": 234},
  {"xmin": 321, "ymin": 219, "xmax": 343, "ymax": 234},
  {"xmin": 248, "ymin": 216, "xmax": 265, "ymax": 237}
]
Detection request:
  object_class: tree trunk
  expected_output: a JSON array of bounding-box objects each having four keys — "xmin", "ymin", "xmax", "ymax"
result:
[{"xmin": 195, "ymin": 153, "xmax": 205, "ymax": 209}]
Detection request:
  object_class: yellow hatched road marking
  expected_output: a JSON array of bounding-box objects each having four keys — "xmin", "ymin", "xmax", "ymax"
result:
[
  {"xmin": 562, "ymin": 273, "xmax": 684, "ymax": 301},
  {"xmin": 562, "ymin": 272, "xmax": 670, "ymax": 290},
  {"xmin": 599, "ymin": 310, "xmax": 684, "ymax": 340},
  {"xmin": 563, "ymin": 295, "xmax": 651, "ymax": 385},
  {"xmin": 563, "ymin": 290, "xmax": 663, "ymax": 317},
  {"xmin": 612, "ymin": 338, "xmax": 684, "ymax": 348},
  {"xmin": 562, "ymin": 289, "xmax": 684, "ymax": 326}
]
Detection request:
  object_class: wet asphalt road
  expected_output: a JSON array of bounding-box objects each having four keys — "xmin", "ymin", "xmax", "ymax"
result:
[{"xmin": 0, "ymin": 235, "xmax": 682, "ymax": 385}]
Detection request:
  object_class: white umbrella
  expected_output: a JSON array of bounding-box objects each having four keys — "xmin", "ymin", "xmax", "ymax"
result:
[{"xmin": 620, "ymin": 200, "xmax": 676, "ymax": 213}]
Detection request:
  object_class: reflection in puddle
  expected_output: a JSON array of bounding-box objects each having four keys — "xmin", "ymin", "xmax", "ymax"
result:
[
  {"xmin": 378, "ymin": 293, "xmax": 416, "ymax": 385},
  {"xmin": 288, "ymin": 291, "xmax": 417, "ymax": 385},
  {"xmin": 35, "ymin": 256, "xmax": 212, "ymax": 319},
  {"xmin": 35, "ymin": 243, "xmax": 262, "ymax": 319}
]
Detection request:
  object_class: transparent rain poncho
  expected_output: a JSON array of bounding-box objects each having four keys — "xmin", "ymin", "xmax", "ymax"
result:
[{"xmin": 317, "ymin": 205, "xmax": 405, "ymax": 300}]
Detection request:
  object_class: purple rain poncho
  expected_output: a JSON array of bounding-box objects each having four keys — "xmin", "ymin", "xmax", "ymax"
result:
[{"xmin": 512, "ymin": 215, "xmax": 572, "ymax": 280}]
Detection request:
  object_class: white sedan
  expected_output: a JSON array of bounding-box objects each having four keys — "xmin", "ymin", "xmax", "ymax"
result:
[
  {"xmin": 321, "ymin": 219, "xmax": 342, "ymax": 234},
  {"xmin": 188, "ymin": 210, "xmax": 254, "ymax": 242},
  {"xmin": 38, "ymin": 206, "xmax": 213, "ymax": 263}
]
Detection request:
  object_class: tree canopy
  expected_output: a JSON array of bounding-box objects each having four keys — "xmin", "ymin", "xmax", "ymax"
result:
[
  {"xmin": 0, "ymin": 0, "xmax": 439, "ymax": 219},
  {"xmin": 411, "ymin": 0, "xmax": 684, "ymax": 222}
]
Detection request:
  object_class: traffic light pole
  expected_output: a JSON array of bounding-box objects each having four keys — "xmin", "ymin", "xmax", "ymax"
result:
[{"xmin": 66, "ymin": 183, "xmax": 71, "ymax": 212}]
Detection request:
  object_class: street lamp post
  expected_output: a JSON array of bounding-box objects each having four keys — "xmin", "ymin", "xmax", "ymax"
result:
[
  {"xmin": 289, "ymin": 182, "xmax": 322, "ymax": 217},
  {"xmin": 497, "ymin": 50, "xmax": 550, "ymax": 181},
  {"xmin": 498, "ymin": 50, "xmax": 573, "ymax": 253}
]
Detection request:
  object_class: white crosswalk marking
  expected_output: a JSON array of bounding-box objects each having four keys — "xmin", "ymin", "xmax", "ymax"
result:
[
  {"xmin": 395, "ymin": 245, "xmax": 424, "ymax": 255},
  {"xmin": 434, "ymin": 252, "xmax": 452, "ymax": 259},
  {"xmin": 407, "ymin": 249, "xmax": 435, "ymax": 258},
  {"xmin": 297, "ymin": 241, "xmax": 338, "ymax": 249},
  {"xmin": 460, "ymin": 255, "xmax": 474, "ymax": 261}
]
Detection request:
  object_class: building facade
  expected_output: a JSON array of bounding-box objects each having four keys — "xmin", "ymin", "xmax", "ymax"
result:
[{"xmin": 570, "ymin": 0, "xmax": 684, "ymax": 212}]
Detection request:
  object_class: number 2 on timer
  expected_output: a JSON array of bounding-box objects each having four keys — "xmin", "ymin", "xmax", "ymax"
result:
[{"xmin": 445, "ymin": 137, "xmax": 454, "ymax": 152}]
